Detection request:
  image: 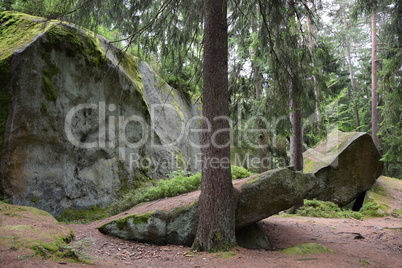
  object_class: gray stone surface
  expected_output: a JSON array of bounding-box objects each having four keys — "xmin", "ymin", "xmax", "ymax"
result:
[
  {"xmin": 235, "ymin": 223, "xmax": 271, "ymax": 249},
  {"xmin": 99, "ymin": 203, "xmax": 199, "ymax": 246},
  {"xmin": 303, "ymin": 130, "xmax": 383, "ymax": 206},
  {"xmin": 99, "ymin": 168, "xmax": 316, "ymax": 246},
  {"xmin": 235, "ymin": 168, "xmax": 316, "ymax": 228},
  {"xmin": 0, "ymin": 13, "xmax": 200, "ymax": 216}
]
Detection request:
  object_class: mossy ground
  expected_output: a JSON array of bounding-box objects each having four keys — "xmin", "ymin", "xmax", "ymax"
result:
[
  {"xmin": 295, "ymin": 176, "xmax": 402, "ymax": 219},
  {"xmin": 0, "ymin": 201, "xmax": 91, "ymax": 263},
  {"xmin": 281, "ymin": 243, "xmax": 335, "ymax": 255}
]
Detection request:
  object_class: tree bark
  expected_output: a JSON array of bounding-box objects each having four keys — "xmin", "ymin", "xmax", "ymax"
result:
[
  {"xmin": 371, "ymin": 8, "xmax": 380, "ymax": 148},
  {"xmin": 251, "ymin": 11, "xmax": 268, "ymax": 173},
  {"xmin": 343, "ymin": 14, "xmax": 361, "ymax": 130},
  {"xmin": 306, "ymin": 13, "xmax": 322, "ymax": 130},
  {"xmin": 289, "ymin": 86, "xmax": 303, "ymax": 171},
  {"xmin": 192, "ymin": 0, "xmax": 236, "ymax": 252}
]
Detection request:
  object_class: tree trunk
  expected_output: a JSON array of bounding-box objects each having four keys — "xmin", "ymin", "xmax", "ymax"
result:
[
  {"xmin": 371, "ymin": 8, "xmax": 380, "ymax": 148},
  {"xmin": 192, "ymin": 0, "xmax": 236, "ymax": 252},
  {"xmin": 343, "ymin": 14, "xmax": 361, "ymax": 130},
  {"xmin": 288, "ymin": 81, "xmax": 303, "ymax": 213},
  {"xmin": 306, "ymin": 13, "xmax": 322, "ymax": 130},
  {"xmin": 289, "ymin": 85, "xmax": 303, "ymax": 171},
  {"xmin": 251, "ymin": 12, "xmax": 268, "ymax": 173}
]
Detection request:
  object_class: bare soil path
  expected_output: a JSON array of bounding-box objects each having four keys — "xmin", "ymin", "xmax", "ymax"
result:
[
  {"xmin": 1, "ymin": 214, "xmax": 401, "ymax": 267},
  {"xmin": 1, "ymin": 175, "xmax": 401, "ymax": 267}
]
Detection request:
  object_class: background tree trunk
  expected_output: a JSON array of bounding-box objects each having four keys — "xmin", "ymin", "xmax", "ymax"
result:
[
  {"xmin": 371, "ymin": 7, "xmax": 380, "ymax": 148},
  {"xmin": 343, "ymin": 13, "xmax": 361, "ymax": 130},
  {"xmin": 192, "ymin": 0, "xmax": 236, "ymax": 252}
]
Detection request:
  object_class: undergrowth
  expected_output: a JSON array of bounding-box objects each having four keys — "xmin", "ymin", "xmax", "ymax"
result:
[
  {"xmin": 296, "ymin": 199, "xmax": 387, "ymax": 220},
  {"xmin": 58, "ymin": 166, "xmax": 253, "ymax": 223}
]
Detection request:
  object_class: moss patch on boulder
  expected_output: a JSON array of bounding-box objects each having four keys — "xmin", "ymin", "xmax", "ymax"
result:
[{"xmin": 363, "ymin": 176, "xmax": 402, "ymax": 218}]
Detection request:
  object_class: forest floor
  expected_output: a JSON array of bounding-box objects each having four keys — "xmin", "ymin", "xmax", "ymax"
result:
[{"xmin": 1, "ymin": 176, "xmax": 401, "ymax": 268}]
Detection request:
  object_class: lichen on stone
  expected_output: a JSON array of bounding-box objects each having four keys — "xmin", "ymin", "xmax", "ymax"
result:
[{"xmin": 113, "ymin": 211, "xmax": 155, "ymax": 230}]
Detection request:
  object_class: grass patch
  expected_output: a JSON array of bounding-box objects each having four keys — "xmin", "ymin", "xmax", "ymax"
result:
[
  {"xmin": 295, "ymin": 199, "xmax": 390, "ymax": 219},
  {"xmin": 282, "ymin": 243, "xmax": 335, "ymax": 255},
  {"xmin": 296, "ymin": 199, "xmax": 363, "ymax": 219},
  {"xmin": 58, "ymin": 166, "xmax": 253, "ymax": 222},
  {"xmin": 57, "ymin": 205, "xmax": 109, "ymax": 224},
  {"xmin": 217, "ymin": 251, "xmax": 236, "ymax": 259},
  {"xmin": 107, "ymin": 166, "xmax": 251, "ymax": 216}
]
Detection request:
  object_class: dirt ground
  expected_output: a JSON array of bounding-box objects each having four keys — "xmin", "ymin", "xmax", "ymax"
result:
[
  {"xmin": 0, "ymin": 214, "xmax": 400, "ymax": 268},
  {"xmin": 1, "ymin": 175, "xmax": 401, "ymax": 267}
]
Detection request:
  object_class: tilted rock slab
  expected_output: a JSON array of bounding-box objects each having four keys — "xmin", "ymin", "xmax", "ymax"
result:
[
  {"xmin": 98, "ymin": 168, "xmax": 316, "ymax": 246},
  {"xmin": 0, "ymin": 12, "xmax": 200, "ymax": 216},
  {"xmin": 303, "ymin": 130, "xmax": 383, "ymax": 206}
]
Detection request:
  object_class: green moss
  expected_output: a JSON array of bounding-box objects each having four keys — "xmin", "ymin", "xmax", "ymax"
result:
[
  {"xmin": 40, "ymin": 103, "xmax": 47, "ymax": 114},
  {"xmin": 42, "ymin": 60, "xmax": 59, "ymax": 101},
  {"xmin": 282, "ymin": 243, "xmax": 335, "ymax": 255},
  {"xmin": 43, "ymin": 24, "xmax": 106, "ymax": 68},
  {"xmin": 174, "ymin": 151, "xmax": 186, "ymax": 169},
  {"xmin": 4, "ymin": 224, "xmax": 33, "ymax": 231},
  {"xmin": 360, "ymin": 199, "xmax": 388, "ymax": 218},
  {"xmin": 57, "ymin": 204, "xmax": 109, "ymax": 223},
  {"xmin": 296, "ymin": 199, "xmax": 363, "ymax": 219},
  {"xmin": 246, "ymin": 176, "xmax": 261, "ymax": 184},
  {"xmin": 217, "ymin": 251, "xmax": 236, "ymax": 259},
  {"xmin": 0, "ymin": 11, "xmax": 51, "ymax": 84},
  {"xmin": 114, "ymin": 212, "xmax": 155, "ymax": 230},
  {"xmin": 159, "ymin": 202, "xmax": 198, "ymax": 221},
  {"xmin": 359, "ymin": 259, "xmax": 371, "ymax": 266},
  {"xmin": 117, "ymin": 50, "xmax": 144, "ymax": 94}
]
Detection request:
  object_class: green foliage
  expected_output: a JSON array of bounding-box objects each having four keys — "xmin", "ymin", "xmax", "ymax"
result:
[
  {"xmin": 231, "ymin": 165, "xmax": 253, "ymax": 180},
  {"xmin": 359, "ymin": 200, "xmax": 387, "ymax": 218},
  {"xmin": 107, "ymin": 166, "xmax": 252, "ymax": 217},
  {"xmin": 57, "ymin": 205, "xmax": 108, "ymax": 224},
  {"xmin": 296, "ymin": 200, "xmax": 363, "ymax": 219},
  {"xmin": 296, "ymin": 199, "xmax": 390, "ymax": 219}
]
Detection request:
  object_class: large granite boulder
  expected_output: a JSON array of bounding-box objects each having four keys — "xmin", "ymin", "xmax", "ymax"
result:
[
  {"xmin": 0, "ymin": 12, "xmax": 200, "ymax": 216},
  {"xmin": 98, "ymin": 168, "xmax": 316, "ymax": 246},
  {"xmin": 235, "ymin": 168, "xmax": 316, "ymax": 228},
  {"xmin": 303, "ymin": 130, "xmax": 383, "ymax": 206}
]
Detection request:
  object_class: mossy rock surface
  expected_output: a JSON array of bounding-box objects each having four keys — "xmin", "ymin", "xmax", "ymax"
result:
[
  {"xmin": 0, "ymin": 11, "xmax": 200, "ymax": 217},
  {"xmin": 98, "ymin": 202, "xmax": 199, "ymax": 246},
  {"xmin": 363, "ymin": 176, "xmax": 402, "ymax": 218},
  {"xmin": 99, "ymin": 168, "xmax": 316, "ymax": 247},
  {"xmin": 303, "ymin": 130, "xmax": 383, "ymax": 206},
  {"xmin": 0, "ymin": 201, "xmax": 74, "ymax": 260}
]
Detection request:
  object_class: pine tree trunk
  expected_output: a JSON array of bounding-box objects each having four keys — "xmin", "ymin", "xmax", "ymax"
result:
[
  {"xmin": 192, "ymin": 0, "xmax": 236, "ymax": 252},
  {"xmin": 289, "ymin": 87, "xmax": 303, "ymax": 171},
  {"xmin": 371, "ymin": 8, "xmax": 380, "ymax": 148},
  {"xmin": 306, "ymin": 14, "xmax": 322, "ymax": 130},
  {"xmin": 343, "ymin": 14, "xmax": 361, "ymax": 130},
  {"xmin": 288, "ymin": 82, "xmax": 303, "ymax": 213}
]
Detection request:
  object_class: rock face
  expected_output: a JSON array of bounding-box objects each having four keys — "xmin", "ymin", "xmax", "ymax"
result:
[
  {"xmin": 98, "ymin": 168, "xmax": 316, "ymax": 246},
  {"xmin": 303, "ymin": 130, "xmax": 383, "ymax": 206},
  {"xmin": 0, "ymin": 12, "xmax": 200, "ymax": 216},
  {"xmin": 235, "ymin": 223, "xmax": 271, "ymax": 249}
]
